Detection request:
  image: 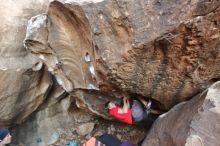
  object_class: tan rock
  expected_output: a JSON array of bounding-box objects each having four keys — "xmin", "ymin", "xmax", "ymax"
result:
[
  {"xmin": 0, "ymin": 0, "xmax": 52, "ymax": 127},
  {"xmin": 44, "ymin": 0, "xmax": 220, "ymax": 111},
  {"xmin": 141, "ymin": 81, "xmax": 220, "ymax": 146},
  {"xmin": 47, "ymin": 1, "xmax": 98, "ymax": 90},
  {"xmin": 76, "ymin": 122, "xmax": 95, "ymax": 136},
  {"xmin": 1, "ymin": 0, "xmax": 220, "ymax": 128},
  {"xmin": 12, "ymin": 95, "xmax": 76, "ymax": 146},
  {"xmin": 0, "ymin": 67, "xmax": 52, "ymax": 127}
]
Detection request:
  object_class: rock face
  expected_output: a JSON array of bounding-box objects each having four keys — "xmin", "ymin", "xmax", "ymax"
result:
[
  {"xmin": 81, "ymin": 0, "xmax": 220, "ymax": 110},
  {"xmin": 76, "ymin": 122, "xmax": 95, "ymax": 136},
  {"xmin": 0, "ymin": 69, "xmax": 52, "ymax": 127},
  {"xmin": 0, "ymin": 0, "xmax": 52, "ymax": 127},
  {"xmin": 142, "ymin": 81, "xmax": 220, "ymax": 146},
  {"xmin": 0, "ymin": 0, "xmax": 220, "ymax": 135},
  {"xmin": 12, "ymin": 94, "xmax": 77, "ymax": 146},
  {"xmin": 11, "ymin": 81, "xmax": 82, "ymax": 146},
  {"xmin": 30, "ymin": 0, "xmax": 220, "ymax": 112},
  {"xmin": 0, "ymin": 0, "xmax": 220, "ymax": 145},
  {"xmin": 11, "ymin": 82, "xmax": 146, "ymax": 146}
]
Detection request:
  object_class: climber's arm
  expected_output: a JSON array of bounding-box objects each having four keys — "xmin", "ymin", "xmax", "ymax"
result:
[
  {"xmin": 118, "ymin": 96, "xmax": 130, "ymax": 114},
  {"xmin": 136, "ymin": 96, "xmax": 148, "ymax": 107}
]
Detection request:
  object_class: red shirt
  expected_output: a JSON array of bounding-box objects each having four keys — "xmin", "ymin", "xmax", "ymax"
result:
[{"xmin": 109, "ymin": 107, "xmax": 132, "ymax": 125}]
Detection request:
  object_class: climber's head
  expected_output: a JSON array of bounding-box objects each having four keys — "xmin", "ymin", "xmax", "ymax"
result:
[
  {"xmin": 105, "ymin": 101, "xmax": 116, "ymax": 109},
  {"xmin": 0, "ymin": 128, "xmax": 11, "ymax": 145}
]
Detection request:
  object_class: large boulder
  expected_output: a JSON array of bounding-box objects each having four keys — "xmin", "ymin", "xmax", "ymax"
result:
[
  {"xmin": 0, "ymin": 0, "xmax": 52, "ymax": 127},
  {"xmin": 33, "ymin": 0, "xmax": 220, "ymax": 111},
  {"xmin": 82, "ymin": 0, "xmax": 220, "ymax": 109},
  {"xmin": 0, "ymin": 68, "xmax": 52, "ymax": 127},
  {"xmin": 1, "ymin": 0, "xmax": 220, "ymax": 127},
  {"xmin": 11, "ymin": 82, "xmax": 145, "ymax": 146},
  {"xmin": 142, "ymin": 81, "xmax": 220, "ymax": 146},
  {"xmin": 12, "ymin": 93, "xmax": 77, "ymax": 146}
]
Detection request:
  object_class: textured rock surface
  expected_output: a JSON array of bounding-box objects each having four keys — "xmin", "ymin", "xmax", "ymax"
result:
[
  {"xmin": 0, "ymin": 0, "xmax": 109, "ymax": 127},
  {"xmin": 12, "ymin": 86, "xmax": 147, "ymax": 146},
  {"xmin": 12, "ymin": 94, "xmax": 76, "ymax": 146},
  {"xmin": 0, "ymin": 0, "xmax": 220, "ymax": 145},
  {"xmin": 76, "ymin": 122, "xmax": 95, "ymax": 136},
  {"xmin": 0, "ymin": 0, "xmax": 52, "ymax": 127},
  {"xmin": 27, "ymin": 0, "xmax": 220, "ymax": 112},
  {"xmin": 0, "ymin": 0, "xmax": 48, "ymax": 58},
  {"xmin": 81, "ymin": 0, "xmax": 220, "ymax": 109},
  {"xmin": 0, "ymin": 69, "xmax": 52, "ymax": 127},
  {"xmin": 142, "ymin": 81, "xmax": 220, "ymax": 146},
  {"xmin": 1, "ymin": 0, "xmax": 220, "ymax": 127}
]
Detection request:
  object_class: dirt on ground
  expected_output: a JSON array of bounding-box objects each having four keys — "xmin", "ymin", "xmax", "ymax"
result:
[{"xmin": 51, "ymin": 116, "xmax": 150, "ymax": 146}]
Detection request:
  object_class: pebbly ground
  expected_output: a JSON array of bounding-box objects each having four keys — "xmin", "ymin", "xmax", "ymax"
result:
[{"xmin": 51, "ymin": 115, "xmax": 150, "ymax": 146}]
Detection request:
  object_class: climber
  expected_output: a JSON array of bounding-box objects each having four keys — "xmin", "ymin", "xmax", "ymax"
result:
[
  {"xmin": 0, "ymin": 128, "xmax": 12, "ymax": 146},
  {"xmin": 106, "ymin": 96, "xmax": 132, "ymax": 125},
  {"xmin": 106, "ymin": 95, "xmax": 152, "ymax": 125},
  {"xmin": 132, "ymin": 96, "xmax": 152, "ymax": 123}
]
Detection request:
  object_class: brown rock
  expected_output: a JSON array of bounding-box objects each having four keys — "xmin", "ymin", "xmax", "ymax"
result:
[
  {"xmin": 82, "ymin": 0, "xmax": 220, "ymax": 109},
  {"xmin": 72, "ymin": 89, "xmax": 117, "ymax": 119},
  {"xmin": 141, "ymin": 81, "xmax": 220, "ymax": 146},
  {"xmin": 42, "ymin": 0, "xmax": 220, "ymax": 111},
  {"xmin": 1, "ymin": 0, "xmax": 220, "ymax": 128},
  {"xmin": 47, "ymin": 1, "xmax": 98, "ymax": 90}
]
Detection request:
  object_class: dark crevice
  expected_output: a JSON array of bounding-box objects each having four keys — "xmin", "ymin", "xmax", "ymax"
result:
[
  {"xmin": 129, "ymin": 93, "xmax": 166, "ymax": 113},
  {"xmin": 209, "ymin": 78, "xmax": 220, "ymax": 83}
]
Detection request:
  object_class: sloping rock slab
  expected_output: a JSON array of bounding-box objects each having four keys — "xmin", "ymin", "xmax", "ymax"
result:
[{"xmin": 142, "ymin": 81, "xmax": 220, "ymax": 146}]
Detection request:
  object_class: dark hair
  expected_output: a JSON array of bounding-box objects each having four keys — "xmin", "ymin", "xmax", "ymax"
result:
[{"xmin": 105, "ymin": 101, "xmax": 110, "ymax": 109}]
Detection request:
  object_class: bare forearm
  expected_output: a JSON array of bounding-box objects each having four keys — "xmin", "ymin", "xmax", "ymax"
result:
[{"xmin": 136, "ymin": 96, "xmax": 147, "ymax": 106}]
